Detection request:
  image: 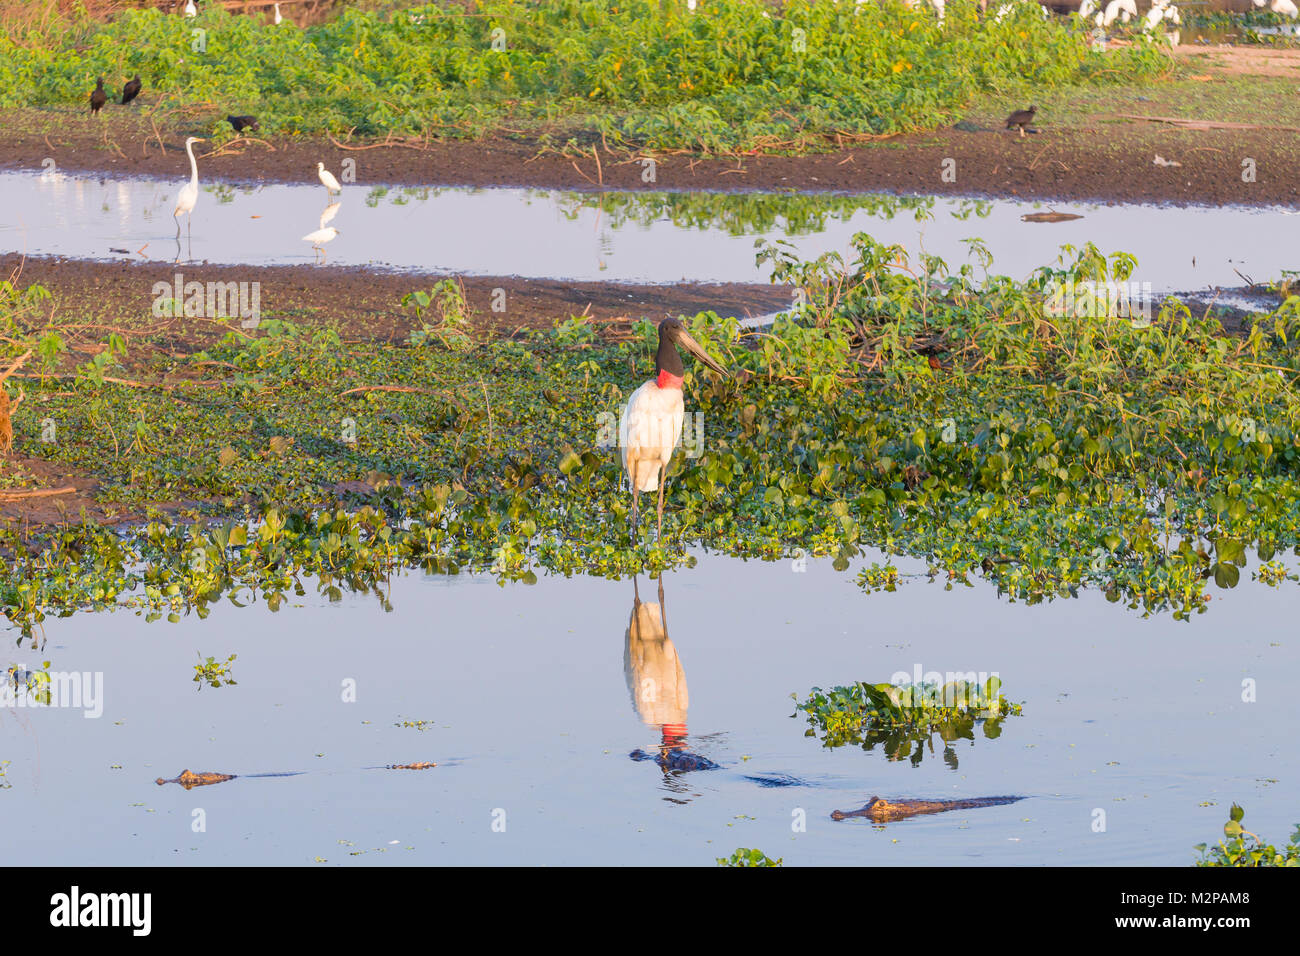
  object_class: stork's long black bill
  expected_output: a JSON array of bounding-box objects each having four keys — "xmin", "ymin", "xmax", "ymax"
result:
[{"xmin": 677, "ymin": 330, "xmax": 728, "ymax": 376}]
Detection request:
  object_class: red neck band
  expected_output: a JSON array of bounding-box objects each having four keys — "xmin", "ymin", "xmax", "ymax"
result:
[{"xmin": 656, "ymin": 369, "xmax": 684, "ymax": 389}]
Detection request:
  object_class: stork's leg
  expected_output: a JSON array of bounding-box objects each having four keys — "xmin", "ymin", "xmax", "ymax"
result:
[
  {"xmin": 175, "ymin": 214, "xmax": 181, "ymax": 240},
  {"xmin": 1019, "ymin": 126, "xmax": 1025, "ymax": 139},
  {"xmin": 630, "ymin": 488, "xmax": 640, "ymax": 539},
  {"xmin": 656, "ymin": 464, "xmax": 667, "ymax": 541}
]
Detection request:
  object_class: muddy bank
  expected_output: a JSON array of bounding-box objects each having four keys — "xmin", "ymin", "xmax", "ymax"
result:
[
  {"xmin": 3, "ymin": 83, "xmax": 1299, "ymax": 206},
  {"xmin": 2, "ymin": 255, "xmax": 791, "ymax": 345}
]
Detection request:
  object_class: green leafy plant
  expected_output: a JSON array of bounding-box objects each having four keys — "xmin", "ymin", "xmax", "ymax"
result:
[
  {"xmin": 798, "ymin": 678, "xmax": 1021, "ymax": 765},
  {"xmin": 716, "ymin": 847, "xmax": 783, "ymax": 867},
  {"xmin": 1195, "ymin": 804, "xmax": 1300, "ymax": 867},
  {"xmin": 403, "ymin": 279, "xmax": 473, "ymax": 351},
  {"xmin": 193, "ymin": 653, "xmax": 237, "ymax": 689}
]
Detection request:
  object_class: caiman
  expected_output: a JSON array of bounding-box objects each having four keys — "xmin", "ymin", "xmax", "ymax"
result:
[
  {"xmin": 155, "ymin": 762, "xmax": 437, "ymax": 789},
  {"xmin": 831, "ymin": 795, "xmax": 1025, "ymax": 822}
]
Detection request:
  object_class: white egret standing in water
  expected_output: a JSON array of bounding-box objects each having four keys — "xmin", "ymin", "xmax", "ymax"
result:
[
  {"xmin": 303, "ymin": 227, "xmax": 340, "ymax": 262},
  {"xmin": 317, "ymin": 162, "xmax": 342, "ymax": 196},
  {"xmin": 174, "ymin": 136, "xmax": 205, "ymax": 240}
]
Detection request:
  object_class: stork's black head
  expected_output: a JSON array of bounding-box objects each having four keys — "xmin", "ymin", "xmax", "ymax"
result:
[{"xmin": 655, "ymin": 317, "xmax": 727, "ymax": 380}]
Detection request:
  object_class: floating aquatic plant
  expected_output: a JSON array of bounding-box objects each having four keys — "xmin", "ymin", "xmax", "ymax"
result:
[{"xmin": 797, "ymin": 678, "xmax": 1021, "ymax": 766}]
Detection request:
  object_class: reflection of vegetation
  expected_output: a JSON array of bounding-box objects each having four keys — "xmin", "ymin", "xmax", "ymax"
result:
[
  {"xmin": 717, "ymin": 848, "xmax": 782, "ymax": 867},
  {"xmin": 555, "ymin": 191, "xmax": 993, "ymax": 237},
  {"xmin": 798, "ymin": 679, "xmax": 1020, "ymax": 767},
  {"xmin": 1196, "ymin": 804, "xmax": 1300, "ymax": 867},
  {"xmin": 0, "ymin": 1, "xmax": 1169, "ymax": 154}
]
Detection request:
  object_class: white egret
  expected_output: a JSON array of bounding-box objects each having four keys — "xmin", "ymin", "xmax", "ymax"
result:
[
  {"xmin": 1164, "ymin": 3, "xmax": 1181, "ymax": 24},
  {"xmin": 1143, "ymin": 3, "xmax": 1163, "ymax": 30},
  {"xmin": 1103, "ymin": 0, "xmax": 1136, "ymax": 24},
  {"xmin": 619, "ymin": 318, "xmax": 727, "ymax": 540},
  {"xmin": 1079, "ymin": 0, "xmax": 1098, "ymax": 18},
  {"xmin": 184, "ymin": 0, "xmax": 197, "ymax": 17},
  {"xmin": 1262, "ymin": 0, "xmax": 1298, "ymax": 16},
  {"xmin": 316, "ymin": 162, "xmax": 342, "ymax": 196},
  {"xmin": 173, "ymin": 136, "xmax": 205, "ymax": 240},
  {"xmin": 303, "ymin": 226, "xmax": 340, "ymax": 261},
  {"xmin": 273, "ymin": 2, "xmax": 284, "ymax": 24}
]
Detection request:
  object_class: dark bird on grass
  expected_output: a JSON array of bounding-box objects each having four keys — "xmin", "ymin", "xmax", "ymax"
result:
[
  {"xmin": 619, "ymin": 318, "xmax": 728, "ymax": 541},
  {"xmin": 227, "ymin": 114, "xmax": 260, "ymax": 133},
  {"xmin": 1005, "ymin": 105, "xmax": 1036, "ymax": 138},
  {"xmin": 89, "ymin": 77, "xmax": 107, "ymax": 115},
  {"xmin": 121, "ymin": 75, "xmax": 143, "ymax": 105}
]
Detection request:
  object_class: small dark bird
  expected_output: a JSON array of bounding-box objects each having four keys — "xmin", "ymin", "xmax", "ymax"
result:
[
  {"xmin": 1005, "ymin": 105, "xmax": 1037, "ymax": 138},
  {"xmin": 89, "ymin": 77, "xmax": 107, "ymax": 115},
  {"xmin": 121, "ymin": 75, "xmax": 142, "ymax": 105},
  {"xmin": 226, "ymin": 114, "xmax": 260, "ymax": 133}
]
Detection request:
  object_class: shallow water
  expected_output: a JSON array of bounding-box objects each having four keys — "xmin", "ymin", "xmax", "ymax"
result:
[
  {"xmin": 2, "ymin": 171, "xmax": 1296, "ymax": 292},
  {"xmin": 2, "ymin": 552, "xmax": 1294, "ymax": 866}
]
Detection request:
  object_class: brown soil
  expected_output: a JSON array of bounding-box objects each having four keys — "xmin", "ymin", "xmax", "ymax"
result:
[{"xmin": 0, "ymin": 254, "xmax": 790, "ymax": 347}]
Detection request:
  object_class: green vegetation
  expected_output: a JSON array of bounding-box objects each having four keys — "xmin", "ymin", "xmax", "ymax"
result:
[
  {"xmin": 798, "ymin": 677, "xmax": 1019, "ymax": 765},
  {"xmin": 1195, "ymin": 804, "xmax": 1300, "ymax": 867},
  {"xmin": 0, "ymin": 0, "xmax": 1168, "ymax": 154},
  {"xmin": 193, "ymin": 652, "xmax": 238, "ymax": 689},
  {"xmin": 2, "ymin": 230, "xmax": 1300, "ymax": 635},
  {"xmin": 716, "ymin": 847, "xmax": 782, "ymax": 866}
]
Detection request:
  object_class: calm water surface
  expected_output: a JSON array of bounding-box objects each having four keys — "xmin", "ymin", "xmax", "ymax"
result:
[{"xmin": 2, "ymin": 552, "xmax": 1294, "ymax": 866}]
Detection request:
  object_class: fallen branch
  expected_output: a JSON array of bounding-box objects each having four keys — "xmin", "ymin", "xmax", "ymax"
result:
[
  {"xmin": 0, "ymin": 486, "xmax": 78, "ymax": 502},
  {"xmin": 341, "ymin": 385, "xmax": 441, "ymax": 397}
]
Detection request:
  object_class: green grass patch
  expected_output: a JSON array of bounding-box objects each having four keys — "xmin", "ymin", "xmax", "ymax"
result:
[{"xmin": 0, "ymin": 0, "xmax": 1170, "ymax": 154}]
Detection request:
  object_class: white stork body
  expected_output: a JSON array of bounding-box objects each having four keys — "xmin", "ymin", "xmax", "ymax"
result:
[
  {"xmin": 620, "ymin": 380, "xmax": 684, "ymax": 495},
  {"xmin": 617, "ymin": 318, "xmax": 727, "ymax": 539}
]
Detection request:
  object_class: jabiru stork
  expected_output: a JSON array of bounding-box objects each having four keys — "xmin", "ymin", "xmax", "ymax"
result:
[{"xmin": 618, "ymin": 318, "xmax": 727, "ymax": 540}]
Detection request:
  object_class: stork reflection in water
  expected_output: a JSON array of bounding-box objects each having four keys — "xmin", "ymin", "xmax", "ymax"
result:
[{"xmin": 625, "ymin": 576, "xmax": 719, "ymax": 787}]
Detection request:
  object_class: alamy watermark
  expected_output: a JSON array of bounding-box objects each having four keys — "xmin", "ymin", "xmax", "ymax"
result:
[
  {"xmin": 3, "ymin": 668, "xmax": 103, "ymax": 718},
  {"xmin": 595, "ymin": 407, "xmax": 706, "ymax": 459},
  {"xmin": 1045, "ymin": 279, "xmax": 1155, "ymax": 327},
  {"xmin": 152, "ymin": 273, "xmax": 261, "ymax": 328}
]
